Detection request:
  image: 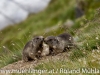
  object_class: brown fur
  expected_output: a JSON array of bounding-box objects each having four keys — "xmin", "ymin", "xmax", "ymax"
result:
[
  {"xmin": 22, "ymin": 36, "xmax": 44, "ymax": 62},
  {"xmin": 44, "ymin": 33, "xmax": 74, "ymax": 55}
]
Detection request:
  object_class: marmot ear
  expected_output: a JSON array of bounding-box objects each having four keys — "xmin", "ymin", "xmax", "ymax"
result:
[
  {"xmin": 30, "ymin": 41, "xmax": 33, "ymax": 45},
  {"xmin": 31, "ymin": 40, "xmax": 35, "ymax": 47}
]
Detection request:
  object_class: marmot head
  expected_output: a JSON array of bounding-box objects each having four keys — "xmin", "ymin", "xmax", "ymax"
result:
[
  {"xmin": 32, "ymin": 36, "xmax": 44, "ymax": 47},
  {"xmin": 44, "ymin": 36, "xmax": 60, "ymax": 49}
]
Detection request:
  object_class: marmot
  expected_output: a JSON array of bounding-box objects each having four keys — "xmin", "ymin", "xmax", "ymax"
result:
[
  {"xmin": 44, "ymin": 33, "xmax": 74, "ymax": 55},
  {"xmin": 22, "ymin": 36, "xmax": 44, "ymax": 62}
]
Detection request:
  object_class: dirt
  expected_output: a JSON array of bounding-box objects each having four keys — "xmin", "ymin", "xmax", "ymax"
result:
[{"xmin": 0, "ymin": 52, "xmax": 70, "ymax": 71}]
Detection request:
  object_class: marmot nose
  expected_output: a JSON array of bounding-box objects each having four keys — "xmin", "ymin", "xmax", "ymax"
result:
[{"xmin": 44, "ymin": 40, "xmax": 47, "ymax": 44}]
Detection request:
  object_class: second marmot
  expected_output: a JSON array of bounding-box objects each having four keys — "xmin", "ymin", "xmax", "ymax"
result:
[{"xmin": 44, "ymin": 33, "xmax": 74, "ymax": 55}]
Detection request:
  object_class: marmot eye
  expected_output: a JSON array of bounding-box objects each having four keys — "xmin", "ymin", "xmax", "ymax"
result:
[
  {"xmin": 54, "ymin": 39, "xmax": 57, "ymax": 41},
  {"xmin": 36, "ymin": 38, "xmax": 39, "ymax": 39},
  {"xmin": 54, "ymin": 39, "xmax": 56, "ymax": 41},
  {"xmin": 49, "ymin": 39, "xmax": 52, "ymax": 41}
]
